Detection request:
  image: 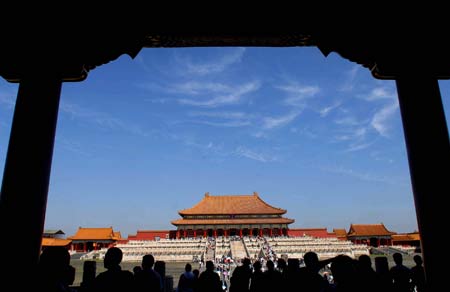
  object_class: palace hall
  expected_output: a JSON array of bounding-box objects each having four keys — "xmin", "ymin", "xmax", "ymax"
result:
[{"xmin": 171, "ymin": 192, "xmax": 294, "ymax": 238}]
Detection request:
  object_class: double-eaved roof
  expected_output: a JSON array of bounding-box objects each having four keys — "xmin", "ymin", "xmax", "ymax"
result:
[{"xmin": 178, "ymin": 192, "xmax": 287, "ymax": 216}]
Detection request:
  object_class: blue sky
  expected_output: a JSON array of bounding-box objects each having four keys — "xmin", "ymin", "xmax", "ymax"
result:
[{"xmin": 1, "ymin": 47, "xmax": 449, "ymax": 238}]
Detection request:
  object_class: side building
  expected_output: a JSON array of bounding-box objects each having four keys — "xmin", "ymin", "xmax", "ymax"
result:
[
  {"xmin": 171, "ymin": 192, "xmax": 294, "ymax": 238},
  {"xmin": 69, "ymin": 227, "xmax": 121, "ymax": 252},
  {"xmin": 347, "ymin": 223, "xmax": 396, "ymax": 247}
]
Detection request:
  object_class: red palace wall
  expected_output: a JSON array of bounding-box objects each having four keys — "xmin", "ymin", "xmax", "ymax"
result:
[
  {"xmin": 132, "ymin": 230, "xmax": 170, "ymax": 240},
  {"xmin": 288, "ymin": 228, "xmax": 336, "ymax": 238}
]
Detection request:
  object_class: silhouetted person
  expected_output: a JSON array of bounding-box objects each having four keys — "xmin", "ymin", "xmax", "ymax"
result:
[
  {"xmin": 80, "ymin": 260, "xmax": 96, "ymax": 292},
  {"xmin": 230, "ymin": 258, "xmax": 252, "ymax": 292},
  {"xmin": 177, "ymin": 263, "xmax": 196, "ymax": 292},
  {"xmin": 286, "ymin": 258, "xmax": 301, "ymax": 291},
  {"xmin": 249, "ymin": 261, "xmax": 264, "ymax": 292},
  {"xmin": 36, "ymin": 246, "xmax": 72, "ymax": 292},
  {"xmin": 410, "ymin": 255, "xmax": 425, "ymax": 292},
  {"xmin": 63, "ymin": 265, "xmax": 76, "ymax": 292},
  {"xmin": 329, "ymin": 255, "xmax": 358, "ymax": 292},
  {"xmin": 134, "ymin": 254, "xmax": 162, "ymax": 292},
  {"xmin": 155, "ymin": 260, "xmax": 166, "ymax": 291},
  {"xmin": 356, "ymin": 254, "xmax": 378, "ymax": 292},
  {"xmin": 390, "ymin": 253, "xmax": 411, "ymax": 292},
  {"xmin": 192, "ymin": 269, "xmax": 200, "ymax": 292},
  {"xmin": 197, "ymin": 260, "xmax": 222, "ymax": 292},
  {"xmin": 298, "ymin": 251, "xmax": 331, "ymax": 292},
  {"xmin": 375, "ymin": 256, "xmax": 392, "ymax": 292},
  {"xmin": 93, "ymin": 247, "xmax": 134, "ymax": 292},
  {"xmin": 133, "ymin": 265, "xmax": 143, "ymax": 275},
  {"xmin": 262, "ymin": 260, "xmax": 281, "ymax": 292}
]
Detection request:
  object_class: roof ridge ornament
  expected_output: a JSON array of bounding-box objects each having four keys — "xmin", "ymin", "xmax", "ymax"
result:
[
  {"xmin": 253, "ymin": 191, "xmax": 259, "ymax": 197},
  {"xmin": 205, "ymin": 192, "xmax": 210, "ymax": 197}
]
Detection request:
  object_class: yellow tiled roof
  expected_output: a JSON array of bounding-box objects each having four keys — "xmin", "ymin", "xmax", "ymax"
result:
[
  {"xmin": 347, "ymin": 224, "xmax": 396, "ymax": 236},
  {"xmin": 179, "ymin": 192, "xmax": 286, "ymax": 215},
  {"xmin": 42, "ymin": 238, "xmax": 72, "ymax": 247},
  {"xmin": 172, "ymin": 217, "xmax": 294, "ymax": 225},
  {"xmin": 69, "ymin": 227, "xmax": 116, "ymax": 240}
]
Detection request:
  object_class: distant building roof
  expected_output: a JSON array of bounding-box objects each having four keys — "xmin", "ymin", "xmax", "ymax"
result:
[
  {"xmin": 42, "ymin": 237, "xmax": 72, "ymax": 247},
  {"xmin": 172, "ymin": 217, "xmax": 294, "ymax": 226},
  {"xmin": 392, "ymin": 232, "xmax": 420, "ymax": 242},
  {"xmin": 179, "ymin": 192, "xmax": 287, "ymax": 215},
  {"xmin": 113, "ymin": 231, "xmax": 122, "ymax": 240},
  {"xmin": 69, "ymin": 227, "xmax": 117, "ymax": 241},
  {"xmin": 43, "ymin": 229, "xmax": 65, "ymax": 235},
  {"xmin": 333, "ymin": 228, "xmax": 348, "ymax": 238},
  {"xmin": 347, "ymin": 224, "xmax": 396, "ymax": 237}
]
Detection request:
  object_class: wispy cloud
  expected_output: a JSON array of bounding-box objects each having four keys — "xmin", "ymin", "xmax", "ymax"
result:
[
  {"xmin": 170, "ymin": 82, "xmax": 231, "ymax": 95},
  {"xmin": 361, "ymin": 87, "xmax": 397, "ymax": 101},
  {"xmin": 189, "ymin": 120, "xmax": 251, "ymax": 127},
  {"xmin": 186, "ymin": 111, "xmax": 252, "ymax": 127},
  {"xmin": 188, "ymin": 111, "xmax": 247, "ymax": 119},
  {"xmin": 233, "ymin": 146, "xmax": 277, "ymax": 163},
  {"xmin": 178, "ymin": 81, "xmax": 260, "ymax": 107},
  {"xmin": 144, "ymin": 98, "xmax": 170, "ymax": 104},
  {"xmin": 183, "ymin": 48, "xmax": 246, "ymax": 75},
  {"xmin": 339, "ymin": 65, "xmax": 359, "ymax": 92},
  {"xmin": 371, "ymin": 101, "xmax": 399, "ymax": 137},
  {"xmin": 321, "ymin": 165, "xmax": 405, "ymax": 185},
  {"xmin": 60, "ymin": 102, "xmax": 148, "ymax": 137},
  {"xmin": 263, "ymin": 111, "xmax": 301, "ymax": 129},
  {"xmin": 319, "ymin": 101, "xmax": 342, "ymax": 117},
  {"xmin": 277, "ymin": 83, "xmax": 320, "ymax": 107},
  {"xmin": 56, "ymin": 137, "xmax": 91, "ymax": 156}
]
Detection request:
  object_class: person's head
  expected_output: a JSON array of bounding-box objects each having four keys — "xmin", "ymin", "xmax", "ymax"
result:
[
  {"xmin": 358, "ymin": 254, "xmax": 372, "ymax": 269},
  {"xmin": 206, "ymin": 260, "xmax": 215, "ymax": 271},
  {"xmin": 155, "ymin": 261, "xmax": 166, "ymax": 278},
  {"xmin": 393, "ymin": 253, "xmax": 403, "ymax": 265},
  {"xmin": 39, "ymin": 246, "xmax": 71, "ymax": 280},
  {"xmin": 277, "ymin": 258, "xmax": 286, "ymax": 270},
  {"xmin": 104, "ymin": 247, "xmax": 123, "ymax": 269},
  {"xmin": 242, "ymin": 258, "xmax": 251, "ymax": 267},
  {"xmin": 330, "ymin": 255, "xmax": 355, "ymax": 286},
  {"xmin": 303, "ymin": 251, "xmax": 319, "ymax": 268},
  {"xmin": 193, "ymin": 269, "xmax": 200, "ymax": 278},
  {"xmin": 185, "ymin": 263, "xmax": 192, "ymax": 272},
  {"xmin": 142, "ymin": 254, "xmax": 155, "ymax": 269},
  {"xmin": 374, "ymin": 256, "xmax": 389, "ymax": 273},
  {"xmin": 266, "ymin": 260, "xmax": 274, "ymax": 271},
  {"xmin": 413, "ymin": 255, "xmax": 423, "ymax": 266},
  {"xmin": 133, "ymin": 265, "xmax": 142, "ymax": 274},
  {"xmin": 253, "ymin": 261, "xmax": 261, "ymax": 271}
]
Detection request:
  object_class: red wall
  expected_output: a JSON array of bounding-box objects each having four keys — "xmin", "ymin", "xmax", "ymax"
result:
[
  {"xmin": 288, "ymin": 228, "xmax": 336, "ymax": 238},
  {"xmin": 132, "ymin": 230, "xmax": 170, "ymax": 240}
]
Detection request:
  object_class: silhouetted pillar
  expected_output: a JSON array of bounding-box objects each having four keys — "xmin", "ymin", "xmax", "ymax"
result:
[
  {"xmin": 183, "ymin": 230, "xmax": 187, "ymax": 238},
  {"xmin": 203, "ymin": 230, "xmax": 207, "ymax": 237},
  {"xmin": 396, "ymin": 77, "xmax": 449, "ymax": 292},
  {"xmin": 214, "ymin": 229, "xmax": 217, "ymax": 237},
  {"xmin": 176, "ymin": 230, "xmax": 180, "ymax": 239},
  {"xmin": 193, "ymin": 230, "xmax": 197, "ymax": 238},
  {"xmin": 0, "ymin": 77, "xmax": 62, "ymax": 285},
  {"xmin": 239, "ymin": 229, "xmax": 243, "ymax": 237},
  {"xmin": 259, "ymin": 229, "xmax": 263, "ymax": 237},
  {"xmin": 269, "ymin": 229, "xmax": 273, "ymax": 237}
]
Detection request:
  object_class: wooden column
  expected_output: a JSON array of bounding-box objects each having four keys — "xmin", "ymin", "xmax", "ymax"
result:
[
  {"xmin": 0, "ymin": 77, "xmax": 62, "ymax": 287},
  {"xmin": 396, "ymin": 77, "xmax": 449, "ymax": 292}
]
